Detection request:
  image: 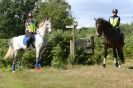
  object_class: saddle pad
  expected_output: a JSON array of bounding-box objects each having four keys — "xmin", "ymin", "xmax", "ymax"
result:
[
  {"xmin": 23, "ymin": 35, "xmax": 36, "ymax": 45},
  {"xmin": 23, "ymin": 36, "xmax": 29, "ymax": 45}
]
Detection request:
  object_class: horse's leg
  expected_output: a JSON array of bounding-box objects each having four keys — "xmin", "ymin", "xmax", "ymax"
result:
[
  {"xmin": 117, "ymin": 48, "xmax": 125, "ymax": 64},
  {"xmin": 12, "ymin": 59, "xmax": 16, "ymax": 72},
  {"xmin": 17, "ymin": 50, "xmax": 24, "ymax": 70},
  {"xmin": 113, "ymin": 48, "xmax": 120, "ymax": 67},
  {"xmin": 103, "ymin": 47, "xmax": 108, "ymax": 68},
  {"xmin": 120, "ymin": 50, "xmax": 124, "ymax": 64},
  {"xmin": 12, "ymin": 51, "xmax": 17, "ymax": 72},
  {"xmin": 35, "ymin": 48, "xmax": 41, "ymax": 70},
  {"xmin": 113, "ymin": 48, "xmax": 117, "ymax": 65}
]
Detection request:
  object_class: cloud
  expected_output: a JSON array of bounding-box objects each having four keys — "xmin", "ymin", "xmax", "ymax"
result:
[{"xmin": 66, "ymin": 0, "xmax": 133, "ymax": 28}]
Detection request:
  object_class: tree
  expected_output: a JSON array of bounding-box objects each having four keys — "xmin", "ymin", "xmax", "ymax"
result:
[
  {"xmin": 35, "ymin": 0, "xmax": 74, "ymax": 30},
  {"xmin": 0, "ymin": 0, "xmax": 38, "ymax": 38},
  {"xmin": 0, "ymin": 0, "xmax": 74, "ymax": 38}
]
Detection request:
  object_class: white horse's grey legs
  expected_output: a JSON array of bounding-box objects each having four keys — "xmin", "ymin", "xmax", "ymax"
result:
[
  {"xmin": 12, "ymin": 51, "xmax": 17, "ymax": 72},
  {"xmin": 35, "ymin": 48, "xmax": 41, "ymax": 69},
  {"xmin": 12, "ymin": 60, "xmax": 16, "ymax": 72}
]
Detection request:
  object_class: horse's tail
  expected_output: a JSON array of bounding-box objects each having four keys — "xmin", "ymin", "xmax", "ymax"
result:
[{"xmin": 4, "ymin": 38, "xmax": 14, "ymax": 59}]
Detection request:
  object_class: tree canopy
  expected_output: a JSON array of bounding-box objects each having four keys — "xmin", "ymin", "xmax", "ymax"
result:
[
  {"xmin": 0, "ymin": 0, "xmax": 74, "ymax": 38},
  {"xmin": 35, "ymin": 0, "xmax": 74, "ymax": 30}
]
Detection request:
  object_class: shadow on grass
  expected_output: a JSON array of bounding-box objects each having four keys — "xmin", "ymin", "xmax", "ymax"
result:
[{"xmin": 128, "ymin": 66, "xmax": 133, "ymax": 69}]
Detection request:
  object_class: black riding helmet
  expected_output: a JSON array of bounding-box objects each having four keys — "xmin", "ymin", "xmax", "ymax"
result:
[{"xmin": 112, "ymin": 9, "xmax": 118, "ymax": 13}]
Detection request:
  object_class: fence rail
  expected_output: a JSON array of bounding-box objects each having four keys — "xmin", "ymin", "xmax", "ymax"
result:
[{"xmin": 70, "ymin": 36, "xmax": 95, "ymax": 58}]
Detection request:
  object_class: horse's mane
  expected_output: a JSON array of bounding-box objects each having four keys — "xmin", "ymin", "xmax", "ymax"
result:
[
  {"xmin": 97, "ymin": 18, "xmax": 113, "ymax": 28},
  {"xmin": 103, "ymin": 19, "xmax": 112, "ymax": 28},
  {"xmin": 39, "ymin": 20, "xmax": 45, "ymax": 28}
]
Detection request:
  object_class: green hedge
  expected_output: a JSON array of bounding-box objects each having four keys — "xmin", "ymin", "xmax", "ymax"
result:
[{"xmin": 1, "ymin": 24, "xmax": 133, "ymax": 69}]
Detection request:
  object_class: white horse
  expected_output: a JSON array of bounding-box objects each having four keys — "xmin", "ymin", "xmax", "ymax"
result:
[{"xmin": 4, "ymin": 19, "xmax": 52, "ymax": 72}]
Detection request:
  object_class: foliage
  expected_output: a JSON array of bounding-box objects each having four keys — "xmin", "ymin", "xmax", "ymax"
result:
[
  {"xmin": 1, "ymin": 0, "xmax": 133, "ymax": 69},
  {"xmin": 120, "ymin": 24, "xmax": 133, "ymax": 59},
  {"xmin": 0, "ymin": 0, "xmax": 38, "ymax": 38},
  {"xmin": 46, "ymin": 30, "xmax": 71, "ymax": 68},
  {"xmin": 93, "ymin": 36, "xmax": 104, "ymax": 64},
  {"xmin": 22, "ymin": 50, "xmax": 36, "ymax": 68},
  {"xmin": 51, "ymin": 44, "xmax": 67, "ymax": 69},
  {"xmin": 0, "ymin": 0, "xmax": 74, "ymax": 38},
  {"xmin": 35, "ymin": 0, "xmax": 74, "ymax": 30},
  {"xmin": 1, "ymin": 23, "xmax": 133, "ymax": 69},
  {"xmin": 77, "ymin": 27, "xmax": 95, "ymax": 38},
  {"xmin": 75, "ymin": 48, "xmax": 95, "ymax": 65},
  {"xmin": 0, "ymin": 39, "xmax": 9, "ymax": 59}
]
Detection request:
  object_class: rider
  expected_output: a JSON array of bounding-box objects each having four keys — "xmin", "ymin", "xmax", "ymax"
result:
[
  {"xmin": 109, "ymin": 9, "xmax": 124, "ymax": 45},
  {"xmin": 25, "ymin": 12, "xmax": 36, "ymax": 49}
]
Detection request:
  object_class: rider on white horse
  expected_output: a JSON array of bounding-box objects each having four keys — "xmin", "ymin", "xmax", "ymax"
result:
[
  {"xmin": 4, "ymin": 18, "xmax": 52, "ymax": 72},
  {"xmin": 25, "ymin": 12, "xmax": 36, "ymax": 49}
]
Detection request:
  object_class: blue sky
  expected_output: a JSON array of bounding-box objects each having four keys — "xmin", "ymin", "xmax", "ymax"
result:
[{"xmin": 66, "ymin": 0, "xmax": 133, "ymax": 28}]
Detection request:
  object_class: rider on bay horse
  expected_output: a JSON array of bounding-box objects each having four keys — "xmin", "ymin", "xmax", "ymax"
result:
[
  {"xmin": 109, "ymin": 9, "xmax": 124, "ymax": 45},
  {"xmin": 25, "ymin": 12, "xmax": 36, "ymax": 49}
]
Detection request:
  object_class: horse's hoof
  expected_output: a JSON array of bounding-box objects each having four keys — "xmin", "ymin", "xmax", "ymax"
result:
[
  {"xmin": 103, "ymin": 64, "xmax": 106, "ymax": 68},
  {"xmin": 35, "ymin": 67, "xmax": 43, "ymax": 72},
  {"xmin": 118, "ymin": 65, "xmax": 121, "ymax": 68},
  {"xmin": 115, "ymin": 63, "xmax": 119, "ymax": 68},
  {"xmin": 12, "ymin": 71, "xmax": 16, "ymax": 73}
]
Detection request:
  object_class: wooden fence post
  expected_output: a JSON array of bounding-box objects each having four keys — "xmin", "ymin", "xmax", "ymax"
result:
[{"xmin": 66, "ymin": 22, "xmax": 77, "ymax": 60}]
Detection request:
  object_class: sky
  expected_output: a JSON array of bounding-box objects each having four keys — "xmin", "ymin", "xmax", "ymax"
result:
[{"xmin": 66, "ymin": 0, "xmax": 133, "ymax": 28}]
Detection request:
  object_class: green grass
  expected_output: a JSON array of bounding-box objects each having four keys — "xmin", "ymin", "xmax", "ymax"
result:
[{"xmin": 1, "ymin": 60, "xmax": 133, "ymax": 88}]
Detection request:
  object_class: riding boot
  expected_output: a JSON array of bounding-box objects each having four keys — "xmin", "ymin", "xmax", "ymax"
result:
[
  {"xmin": 27, "ymin": 32, "xmax": 33, "ymax": 50},
  {"xmin": 118, "ymin": 29, "xmax": 124, "ymax": 45},
  {"xmin": 120, "ymin": 32, "xmax": 125, "ymax": 45},
  {"xmin": 27, "ymin": 38, "xmax": 32, "ymax": 50},
  {"xmin": 31, "ymin": 35, "xmax": 35, "ymax": 49},
  {"xmin": 27, "ymin": 43, "xmax": 31, "ymax": 50}
]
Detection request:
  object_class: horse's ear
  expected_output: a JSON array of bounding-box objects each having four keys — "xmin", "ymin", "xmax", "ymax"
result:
[
  {"xmin": 45, "ymin": 17, "xmax": 48, "ymax": 21},
  {"xmin": 48, "ymin": 18, "xmax": 51, "ymax": 21},
  {"xmin": 94, "ymin": 18, "xmax": 97, "ymax": 21}
]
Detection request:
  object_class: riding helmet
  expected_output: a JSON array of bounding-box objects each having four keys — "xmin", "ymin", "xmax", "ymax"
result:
[{"xmin": 112, "ymin": 9, "xmax": 118, "ymax": 13}]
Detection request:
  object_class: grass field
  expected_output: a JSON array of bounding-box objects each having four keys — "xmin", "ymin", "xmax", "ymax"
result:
[{"xmin": 0, "ymin": 60, "xmax": 133, "ymax": 88}]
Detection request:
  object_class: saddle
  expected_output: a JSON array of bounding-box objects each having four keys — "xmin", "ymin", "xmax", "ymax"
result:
[
  {"xmin": 23, "ymin": 35, "xmax": 35, "ymax": 49},
  {"xmin": 114, "ymin": 29, "xmax": 124, "ymax": 45}
]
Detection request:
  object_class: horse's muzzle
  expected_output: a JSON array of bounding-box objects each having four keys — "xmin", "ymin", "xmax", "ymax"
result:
[
  {"xmin": 97, "ymin": 34, "xmax": 101, "ymax": 37},
  {"xmin": 96, "ymin": 32, "xmax": 101, "ymax": 37}
]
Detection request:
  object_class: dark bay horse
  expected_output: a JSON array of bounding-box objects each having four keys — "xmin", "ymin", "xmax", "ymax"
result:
[{"xmin": 95, "ymin": 18, "xmax": 124, "ymax": 68}]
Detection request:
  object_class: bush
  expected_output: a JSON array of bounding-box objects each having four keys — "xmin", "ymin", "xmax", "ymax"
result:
[
  {"xmin": 0, "ymin": 39, "xmax": 9, "ymax": 59},
  {"xmin": 1, "ymin": 23, "xmax": 133, "ymax": 69},
  {"xmin": 75, "ymin": 48, "xmax": 95, "ymax": 65},
  {"xmin": 51, "ymin": 44, "xmax": 67, "ymax": 69},
  {"xmin": 48, "ymin": 30, "xmax": 71, "ymax": 68},
  {"xmin": 22, "ymin": 50, "xmax": 36, "ymax": 68}
]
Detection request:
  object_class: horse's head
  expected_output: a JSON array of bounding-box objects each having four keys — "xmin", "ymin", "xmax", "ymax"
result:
[
  {"xmin": 38, "ymin": 18, "xmax": 52, "ymax": 34},
  {"xmin": 94, "ymin": 18, "xmax": 104, "ymax": 37},
  {"xmin": 44, "ymin": 18, "xmax": 52, "ymax": 33}
]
